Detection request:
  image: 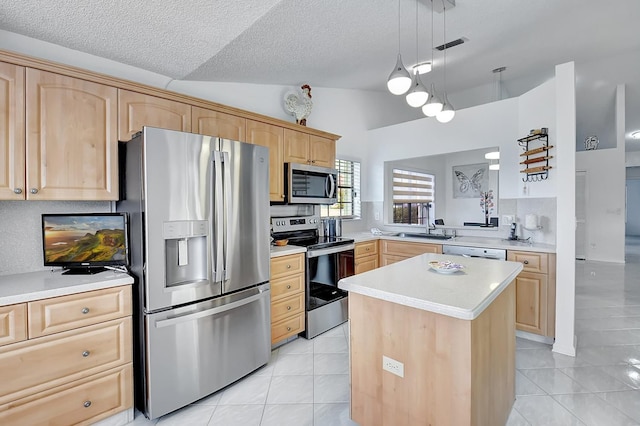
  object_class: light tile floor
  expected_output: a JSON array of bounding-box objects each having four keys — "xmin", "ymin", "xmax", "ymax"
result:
[{"xmin": 128, "ymin": 237, "xmax": 640, "ymax": 426}]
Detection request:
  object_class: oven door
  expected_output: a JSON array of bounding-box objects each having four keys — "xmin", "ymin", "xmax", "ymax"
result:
[{"xmin": 304, "ymin": 244, "xmax": 354, "ymax": 338}]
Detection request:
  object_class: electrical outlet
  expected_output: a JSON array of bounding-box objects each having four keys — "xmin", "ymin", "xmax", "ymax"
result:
[
  {"xmin": 374, "ymin": 211, "xmax": 380, "ymax": 221},
  {"xmin": 502, "ymin": 215, "xmax": 514, "ymax": 224},
  {"xmin": 382, "ymin": 355, "xmax": 404, "ymax": 377}
]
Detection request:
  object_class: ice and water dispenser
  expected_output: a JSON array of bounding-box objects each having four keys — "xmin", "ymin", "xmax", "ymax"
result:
[{"xmin": 163, "ymin": 220, "xmax": 209, "ymax": 286}]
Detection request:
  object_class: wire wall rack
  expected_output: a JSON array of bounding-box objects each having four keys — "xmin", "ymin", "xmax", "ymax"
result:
[{"xmin": 518, "ymin": 131, "xmax": 553, "ymax": 182}]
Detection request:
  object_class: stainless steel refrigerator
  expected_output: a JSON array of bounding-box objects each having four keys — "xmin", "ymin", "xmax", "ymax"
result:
[{"xmin": 117, "ymin": 127, "xmax": 271, "ymax": 420}]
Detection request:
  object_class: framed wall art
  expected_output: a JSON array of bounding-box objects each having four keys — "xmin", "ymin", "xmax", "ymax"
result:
[{"xmin": 452, "ymin": 163, "xmax": 489, "ymax": 198}]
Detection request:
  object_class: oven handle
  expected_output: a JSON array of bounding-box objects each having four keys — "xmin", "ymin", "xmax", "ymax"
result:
[{"xmin": 307, "ymin": 243, "xmax": 355, "ymax": 258}]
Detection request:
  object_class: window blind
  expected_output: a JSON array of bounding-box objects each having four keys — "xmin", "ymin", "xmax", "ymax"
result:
[{"xmin": 392, "ymin": 169, "xmax": 434, "ymax": 203}]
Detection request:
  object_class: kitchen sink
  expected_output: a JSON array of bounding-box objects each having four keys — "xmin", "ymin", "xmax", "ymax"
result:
[{"xmin": 393, "ymin": 232, "xmax": 452, "ymax": 240}]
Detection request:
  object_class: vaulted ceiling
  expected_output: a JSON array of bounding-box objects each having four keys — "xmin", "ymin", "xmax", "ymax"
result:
[{"xmin": 2, "ymin": 0, "xmax": 639, "ymax": 150}]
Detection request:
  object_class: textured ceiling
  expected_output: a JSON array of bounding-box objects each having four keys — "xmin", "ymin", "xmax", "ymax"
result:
[{"xmin": 1, "ymin": 0, "xmax": 640, "ymax": 150}]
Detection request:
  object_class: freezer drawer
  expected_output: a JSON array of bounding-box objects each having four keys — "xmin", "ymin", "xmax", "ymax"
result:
[{"xmin": 141, "ymin": 284, "xmax": 270, "ymax": 419}]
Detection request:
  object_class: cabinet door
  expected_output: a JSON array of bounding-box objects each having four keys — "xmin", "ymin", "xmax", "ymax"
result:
[
  {"xmin": 515, "ymin": 272, "xmax": 548, "ymax": 335},
  {"xmin": 309, "ymin": 135, "xmax": 335, "ymax": 168},
  {"xmin": 192, "ymin": 107, "xmax": 245, "ymax": 141},
  {"xmin": 355, "ymin": 256, "xmax": 378, "ymax": 274},
  {"xmin": 283, "ymin": 128, "xmax": 309, "ymax": 164},
  {"xmin": 26, "ymin": 69, "xmax": 118, "ymax": 200},
  {"xmin": 118, "ymin": 89, "xmax": 191, "ymax": 141},
  {"xmin": 381, "ymin": 240, "xmax": 442, "ymax": 257},
  {"xmin": 0, "ymin": 63, "xmax": 25, "ymax": 200},
  {"xmin": 246, "ymin": 120, "xmax": 284, "ymax": 202}
]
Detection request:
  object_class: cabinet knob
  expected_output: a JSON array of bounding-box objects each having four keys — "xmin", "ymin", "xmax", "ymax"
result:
[
  {"xmin": 286, "ymin": 264, "xmax": 291, "ymax": 269},
  {"xmin": 366, "ymin": 247, "xmax": 370, "ymax": 251},
  {"xmin": 281, "ymin": 194, "xmax": 285, "ymax": 199},
  {"xmin": 30, "ymin": 188, "xmax": 38, "ymax": 194},
  {"xmin": 287, "ymin": 327, "xmax": 292, "ymax": 331},
  {"xmin": 287, "ymin": 306, "xmax": 292, "ymax": 310},
  {"xmin": 13, "ymin": 188, "xmax": 22, "ymax": 194},
  {"xmin": 311, "ymin": 160, "xmax": 316, "ymax": 164},
  {"xmin": 523, "ymin": 260, "xmax": 529, "ymax": 265},
  {"xmin": 82, "ymin": 350, "xmax": 90, "ymax": 357},
  {"xmin": 82, "ymin": 307, "xmax": 90, "ymax": 314},
  {"xmin": 286, "ymin": 285, "xmax": 291, "ymax": 289},
  {"xmin": 83, "ymin": 401, "xmax": 92, "ymax": 408}
]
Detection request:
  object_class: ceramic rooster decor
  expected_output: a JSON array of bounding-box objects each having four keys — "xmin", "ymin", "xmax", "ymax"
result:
[{"xmin": 284, "ymin": 84, "xmax": 313, "ymax": 126}]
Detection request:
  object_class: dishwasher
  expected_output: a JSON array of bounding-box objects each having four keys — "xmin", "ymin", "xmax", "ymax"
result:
[{"xmin": 442, "ymin": 244, "xmax": 507, "ymax": 260}]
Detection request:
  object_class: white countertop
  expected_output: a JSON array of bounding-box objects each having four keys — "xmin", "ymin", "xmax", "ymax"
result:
[
  {"xmin": 338, "ymin": 253, "xmax": 523, "ymax": 320},
  {"xmin": 270, "ymin": 245, "xmax": 306, "ymax": 258},
  {"xmin": 347, "ymin": 232, "xmax": 555, "ymax": 254},
  {"xmin": 0, "ymin": 269, "xmax": 134, "ymax": 306}
]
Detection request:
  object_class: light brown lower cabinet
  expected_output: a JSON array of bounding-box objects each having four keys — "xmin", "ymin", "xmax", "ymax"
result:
[
  {"xmin": 354, "ymin": 240, "xmax": 379, "ymax": 274},
  {"xmin": 270, "ymin": 253, "xmax": 306, "ymax": 344},
  {"xmin": 508, "ymin": 250, "xmax": 556, "ymax": 337},
  {"xmin": 379, "ymin": 239, "xmax": 442, "ymax": 266},
  {"xmin": 0, "ymin": 285, "xmax": 133, "ymax": 425}
]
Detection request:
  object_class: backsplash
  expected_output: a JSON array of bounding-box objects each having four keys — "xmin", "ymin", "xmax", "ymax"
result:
[{"xmin": 0, "ymin": 201, "xmax": 111, "ymax": 275}]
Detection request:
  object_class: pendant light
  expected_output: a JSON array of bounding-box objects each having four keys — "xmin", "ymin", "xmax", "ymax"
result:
[
  {"xmin": 422, "ymin": 0, "xmax": 442, "ymax": 117},
  {"xmin": 436, "ymin": 0, "xmax": 455, "ymax": 123},
  {"xmin": 405, "ymin": 0, "xmax": 429, "ymax": 107},
  {"xmin": 387, "ymin": 0, "xmax": 411, "ymax": 95}
]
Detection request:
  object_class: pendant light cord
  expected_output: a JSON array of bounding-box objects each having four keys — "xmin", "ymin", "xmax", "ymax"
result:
[
  {"xmin": 442, "ymin": 0, "xmax": 447, "ymax": 92},
  {"xmin": 415, "ymin": 0, "xmax": 419, "ymax": 74},
  {"xmin": 430, "ymin": 0, "xmax": 435, "ymax": 79},
  {"xmin": 398, "ymin": 0, "xmax": 402, "ymax": 53}
]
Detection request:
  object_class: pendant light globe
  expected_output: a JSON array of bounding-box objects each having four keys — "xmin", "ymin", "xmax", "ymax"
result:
[
  {"xmin": 422, "ymin": 83, "xmax": 443, "ymax": 117},
  {"xmin": 436, "ymin": 94, "xmax": 455, "ymax": 123},
  {"xmin": 406, "ymin": 72, "xmax": 429, "ymax": 107},
  {"xmin": 387, "ymin": 54, "xmax": 412, "ymax": 95}
]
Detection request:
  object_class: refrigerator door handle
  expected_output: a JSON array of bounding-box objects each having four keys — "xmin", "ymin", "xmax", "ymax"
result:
[
  {"xmin": 212, "ymin": 151, "xmax": 225, "ymax": 283},
  {"xmin": 154, "ymin": 291, "xmax": 268, "ymax": 328},
  {"xmin": 221, "ymin": 151, "xmax": 232, "ymax": 281}
]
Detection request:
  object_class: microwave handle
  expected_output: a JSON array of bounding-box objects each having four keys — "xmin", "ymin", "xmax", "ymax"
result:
[{"xmin": 326, "ymin": 174, "xmax": 336, "ymax": 198}]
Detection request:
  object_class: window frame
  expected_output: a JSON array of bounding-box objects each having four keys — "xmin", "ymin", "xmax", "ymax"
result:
[{"xmin": 321, "ymin": 158, "xmax": 361, "ymax": 219}]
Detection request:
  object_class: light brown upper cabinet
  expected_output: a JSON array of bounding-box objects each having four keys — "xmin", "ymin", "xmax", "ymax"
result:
[
  {"xmin": 309, "ymin": 135, "xmax": 335, "ymax": 168},
  {"xmin": 283, "ymin": 129, "xmax": 335, "ymax": 169},
  {"xmin": 191, "ymin": 107, "xmax": 246, "ymax": 141},
  {"xmin": 118, "ymin": 90, "xmax": 191, "ymax": 141},
  {"xmin": 246, "ymin": 120, "xmax": 284, "ymax": 202},
  {"xmin": 25, "ymin": 69, "xmax": 118, "ymax": 200},
  {"xmin": 0, "ymin": 62, "xmax": 25, "ymax": 200}
]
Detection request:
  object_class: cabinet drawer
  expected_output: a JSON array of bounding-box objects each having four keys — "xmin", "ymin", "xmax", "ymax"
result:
[
  {"xmin": 381, "ymin": 240, "xmax": 442, "ymax": 257},
  {"xmin": 0, "ymin": 317, "xmax": 132, "ymax": 405},
  {"xmin": 271, "ymin": 253, "xmax": 305, "ymax": 279},
  {"xmin": 507, "ymin": 251, "xmax": 548, "ymax": 274},
  {"xmin": 355, "ymin": 240, "xmax": 378, "ymax": 258},
  {"xmin": 271, "ymin": 274, "xmax": 304, "ymax": 301},
  {"xmin": 355, "ymin": 255, "xmax": 378, "ymax": 274},
  {"xmin": 271, "ymin": 312, "xmax": 305, "ymax": 344},
  {"xmin": 0, "ymin": 363, "xmax": 132, "ymax": 426},
  {"xmin": 0, "ymin": 304, "xmax": 27, "ymax": 347},
  {"xmin": 28, "ymin": 285, "xmax": 132, "ymax": 338},
  {"xmin": 271, "ymin": 293, "xmax": 305, "ymax": 323}
]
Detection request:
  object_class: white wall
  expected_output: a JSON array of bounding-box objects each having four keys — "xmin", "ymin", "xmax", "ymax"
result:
[
  {"xmin": 364, "ymin": 98, "xmax": 519, "ymax": 202},
  {"xmin": 553, "ymin": 62, "xmax": 577, "ymax": 357}
]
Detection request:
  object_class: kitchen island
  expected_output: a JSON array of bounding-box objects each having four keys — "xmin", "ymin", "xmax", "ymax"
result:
[{"xmin": 338, "ymin": 253, "xmax": 523, "ymax": 426}]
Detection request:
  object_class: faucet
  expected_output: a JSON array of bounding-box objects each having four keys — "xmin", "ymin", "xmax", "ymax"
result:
[{"xmin": 424, "ymin": 203, "xmax": 435, "ymax": 234}]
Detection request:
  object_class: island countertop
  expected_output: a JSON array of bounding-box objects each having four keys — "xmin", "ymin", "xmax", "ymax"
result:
[{"xmin": 338, "ymin": 253, "xmax": 523, "ymax": 320}]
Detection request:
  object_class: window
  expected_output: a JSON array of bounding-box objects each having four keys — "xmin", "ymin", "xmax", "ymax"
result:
[
  {"xmin": 321, "ymin": 159, "xmax": 361, "ymax": 219},
  {"xmin": 391, "ymin": 168, "xmax": 434, "ymax": 225}
]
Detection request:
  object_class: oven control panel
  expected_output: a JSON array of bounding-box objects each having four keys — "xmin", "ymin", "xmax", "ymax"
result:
[{"xmin": 271, "ymin": 216, "xmax": 320, "ymax": 232}]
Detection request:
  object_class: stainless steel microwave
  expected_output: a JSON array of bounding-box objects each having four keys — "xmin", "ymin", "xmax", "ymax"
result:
[{"xmin": 285, "ymin": 163, "xmax": 338, "ymax": 204}]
